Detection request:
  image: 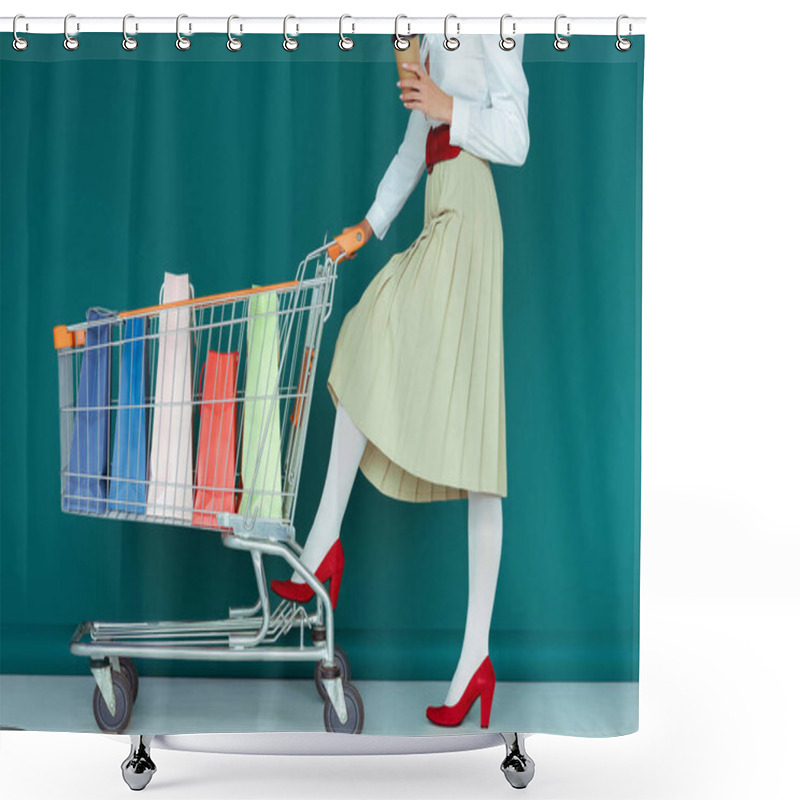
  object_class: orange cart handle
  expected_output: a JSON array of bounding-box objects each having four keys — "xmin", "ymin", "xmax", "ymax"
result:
[
  {"xmin": 52, "ymin": 280, "xmax": 299, "ymax": 349},
  {"xmin": 327, "ymin": 224, "xmax": 368, "ymax": 261},
  {"xmin": 117, "ymin": 280, "xmax": 299, "ymax": 320}
]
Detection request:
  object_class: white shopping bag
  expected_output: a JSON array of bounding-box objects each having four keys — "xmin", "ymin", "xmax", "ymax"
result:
[{"xmin": 146, "ymin": 272, "xmax": 194, "ymax": 521}]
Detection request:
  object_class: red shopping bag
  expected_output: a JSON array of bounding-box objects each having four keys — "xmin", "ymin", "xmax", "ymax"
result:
[{"xmin": 193, "ymin": 350, "xmax": 240, "ymax": 528}]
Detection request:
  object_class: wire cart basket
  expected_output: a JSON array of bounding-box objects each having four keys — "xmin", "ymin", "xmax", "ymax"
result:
[{"xmin": 53, "ymin": 228, "xmax": 368, "ymax": 735}]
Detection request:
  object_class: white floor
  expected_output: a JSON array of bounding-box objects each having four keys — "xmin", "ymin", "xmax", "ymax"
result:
[{"xmin": 0, "ymin": 674, "xmax": 637, "ymax": 737}]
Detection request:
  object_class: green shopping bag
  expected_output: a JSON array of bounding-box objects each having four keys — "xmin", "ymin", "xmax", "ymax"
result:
[{"xmin": 240, "ymin": 289, "xmax": 283, "ymax": 521}]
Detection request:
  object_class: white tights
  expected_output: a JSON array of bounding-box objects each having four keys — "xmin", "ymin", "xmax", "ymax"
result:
[
  {"xmin": 447, "ymin": 489, "xmax": 502, "ymax": 704},
  {"xmin": 293, "ymin": 402, "xmax": 503, "ymax": 705},
  {"xmin": 288, "ymin": 402, "xmax": 367, "ymax": 584}
]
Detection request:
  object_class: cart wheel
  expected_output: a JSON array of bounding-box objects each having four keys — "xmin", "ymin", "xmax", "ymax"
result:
[
  {"xmin": 93, "ymin": 669, "xmax": 134, "ymax": 732},
  {"xmin": 314, "ymin": 645, "xmax": 351, "ymax": 700},
  {"xmin": 118, "ymin": 657, "xmax": 139, "ymax": 703},
  {"xmin": 323, "ymin": 681, "xmax": 364, "ymax": 734}
]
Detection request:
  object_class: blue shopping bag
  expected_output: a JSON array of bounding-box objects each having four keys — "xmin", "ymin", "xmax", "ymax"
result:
[
  {"xmin": 63, "ymin": 308, "xmax": 114, "ymax": 514},
  {"xmin": 108, "ymin": 316, "xmax": 149, "ymax": 514}
]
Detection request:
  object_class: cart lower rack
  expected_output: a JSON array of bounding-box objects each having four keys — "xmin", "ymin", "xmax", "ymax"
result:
[{"xmin": 53, "ymin": 228, "xmax": 368, "ymax": 735}]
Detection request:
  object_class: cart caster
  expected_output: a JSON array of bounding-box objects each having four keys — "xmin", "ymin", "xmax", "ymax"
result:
[
  {"xmin": 121, "ymin": 735, "xmax": 156, "ymax": 791},
  {"xmin": 314, "ymin": 645, "xmax": 351, "ymax": 700},
  {"xmin": 93, "ymin": 669, "xmax": 134, "ymax": 732},
  {"xmin": 118, "ymin": 657, "xmax": 139, "ymax": 703},
  {"xmin": 500, "ymin": 733, "xmax": 535, "ymax": 789},
  {"xmin": 323, "ymin": 681, "xmax": 364, "ymax": 734}
]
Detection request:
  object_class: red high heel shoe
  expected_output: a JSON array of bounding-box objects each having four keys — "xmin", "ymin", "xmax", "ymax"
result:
[
  {"xmin": 270, "ymin": 539, "xmax": 345, "ymax": 610},
  {"xmin": 426, "ymin": 655, "xmax": 496, "ymax": 728}
]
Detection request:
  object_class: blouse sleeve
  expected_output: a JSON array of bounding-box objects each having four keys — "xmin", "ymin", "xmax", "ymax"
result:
[
  {"xmin": 448, "ymin": 35, "xmax": 530, "ymax": 166},
  {"xmin": 365, "ymin": 108, "xmax": 430, "ymax": 241}
]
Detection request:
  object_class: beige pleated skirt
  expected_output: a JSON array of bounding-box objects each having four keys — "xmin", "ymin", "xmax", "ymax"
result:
[{"xmin": 327, "ymin": 149, "xmax": 506, "ymax": 502}]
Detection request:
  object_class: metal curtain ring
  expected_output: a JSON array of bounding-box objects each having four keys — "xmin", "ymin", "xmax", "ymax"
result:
[
  {"xmin": 443, "ymin": 14, "xmax": 460, "ymax": 51},
  {"xmin": 12, "ymin": 14, "xmax": 28, "ymax": 51},
  {"xmin": 394, "ymin": 15, "xmax": 410, "ymax": 51},
  {"xmin": 499, "ymin": 14, "xmax": 516, "ymax": 51},
  {"xmin": 616, "ymin": 14, "xmax": 632, "ymax": 51},
  {"xmin": 176, "ymin": 14, "xmax": 191, "ymax": 50},
  {"xmin": 339, "ymin": 14, "xmax": 354, "ymax": 50},
  {"xmin": 64, "ymin": 13, "xmax": 79, "ymax": 51},
  {"xmin": 283, "ymin": 15, "xmax": 299, "ymax": 51},
  {"xmin": 554, "ymin": 14, "xmax": 570, "ymax": 50},
  {"xmin": 122, "ymin": 14, "xmax": 138, "ymax": 51},
  {"xmin": 227, "ymin": 15, "xmax": 242, "ymax": 51}
]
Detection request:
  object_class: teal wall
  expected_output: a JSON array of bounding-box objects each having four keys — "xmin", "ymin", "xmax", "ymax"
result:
[{"xmin": 1, "ymin": 34, "xmax": 643, "ymax": 682}]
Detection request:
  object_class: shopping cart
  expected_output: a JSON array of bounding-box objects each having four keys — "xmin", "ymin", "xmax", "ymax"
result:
[{"xmin": 53, "ymin": 227, "xmax": 368, "ymax": 735}]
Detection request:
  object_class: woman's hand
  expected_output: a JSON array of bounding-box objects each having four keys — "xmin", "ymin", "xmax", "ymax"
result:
[
  {"xmin": 334, "ymin": 218, "xmax": 373, "ymax": 260},
  {"xmin": 398, "ymin": 63, "xmax": 454, "ymax": 125}
]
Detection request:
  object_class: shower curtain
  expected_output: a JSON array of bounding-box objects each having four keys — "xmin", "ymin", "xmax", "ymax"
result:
[{"xmin": 0, "ymin": 30, "xmax": 643, "ymax": 738}]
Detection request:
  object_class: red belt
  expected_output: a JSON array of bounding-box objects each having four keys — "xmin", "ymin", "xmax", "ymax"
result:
[{"xmin": 426, "ymin": 124, "xmax": 461, "ymax": 174}]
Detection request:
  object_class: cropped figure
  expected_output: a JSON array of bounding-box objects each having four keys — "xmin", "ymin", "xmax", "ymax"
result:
[{"xmin": 272, "ymin": 33, "xmax": 530, "ymax": 728}]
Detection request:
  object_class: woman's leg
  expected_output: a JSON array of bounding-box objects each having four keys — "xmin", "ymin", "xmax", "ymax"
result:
[
  {"xmin": 444, "ymin": 491, "xmax": 503, "ymax": 705},
  {"xmin": 288, "ymin": 401, "xmax": 367, "ymax": 583}
]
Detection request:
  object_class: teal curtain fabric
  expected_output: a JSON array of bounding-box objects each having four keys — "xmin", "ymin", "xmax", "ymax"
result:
[{"xmin": 0, "ymin": 33, "xmax": 643, "ymax": 735}]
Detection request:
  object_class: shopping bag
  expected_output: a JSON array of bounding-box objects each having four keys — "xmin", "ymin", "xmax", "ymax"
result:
[
  {"xmin": 193, "ymin": 349, "xmax": 240, "ymax": 528},
  {"xmin": 63, "ymin": 307, "xmax": 114, "ymax": 513},
  {"xmin": 240, "ymin": 289, "xmax": 284, "ymax": 521},
  {"xmin": 146, "ymin": 273, "xmax": 194, "ymax": 521},
  {"xmin": 108, "ymin": 316, "xmax": 149, "ymax": 514}
]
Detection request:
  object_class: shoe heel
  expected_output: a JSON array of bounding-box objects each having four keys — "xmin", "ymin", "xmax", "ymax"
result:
[
  {"xmin": 328, "ymin": 566, "xmax": 343, "ymax": 610},
  {"xmin": 480, "ymin": 681, "xmax": 495, "ymax": 728}
]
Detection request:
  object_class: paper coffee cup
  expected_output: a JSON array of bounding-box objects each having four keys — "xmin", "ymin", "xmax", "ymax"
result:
[{"xmin": 395, "ymin": 35, "xmax": 421, "ymax": 82}]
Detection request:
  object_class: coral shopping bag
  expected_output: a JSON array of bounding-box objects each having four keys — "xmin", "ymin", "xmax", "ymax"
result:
[
  {"xmin": 63, "ymin": 307, "xmax": 114, "ymax": 513},
  {"xmin": 240, "ymin": 289, "xmax": 283, "ymax": 521},
  {"xmin": 146, "ymin": 272, "xmax": 194, "ymax": 521},
  {"xmin": 193, "ymin": 350, "xmax": 240, "ymax": 528},
  {"xmin": 108, "ymin": 316, "xmax": 148, "ymax": 514}
]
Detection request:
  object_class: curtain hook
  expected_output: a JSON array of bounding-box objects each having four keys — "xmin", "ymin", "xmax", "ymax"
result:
[
  {"xmin": 12, "ymin": 14, "xmax": 28, "ymax": 52},
  {"xmin": 176, "ymin": 14, "xmax": 191, "ymax": 50},
  {"xmin": 443, "ymin": 14, "xmax": 460, "ymax": 51},
  {"xmin": 499, "ymin": 14, "xmax": 516, "ymax": 51},
  {"xmin": 616, "ymin": 14, "xmax": 632, "ymax": 51},
  {"xmin": 122, "ymin": 15, "xmax": 138, "ymax": 51},
  {"xmin": 394, "ymin": 15, "xmax": 411, "ymax": 51},
  {"xmin": 64, "ymin": 13, "xmax": 79, "ymax": 51},
  {"xmin": 227, "ymin": 15, "xmax": 242, "ymax": 51},
  {"xmin": 554, "ymin": 14, "xmax": 570, "ymax": 51},
  {"xmin": 283, "ymin": 15, "xmax": 299, "ymax": 51},
  {"xmin": 339, "ymin": 14, "xmax": 354, "ymax": 51}
]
